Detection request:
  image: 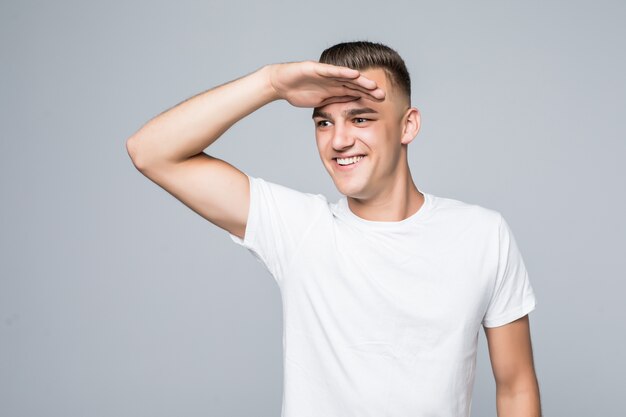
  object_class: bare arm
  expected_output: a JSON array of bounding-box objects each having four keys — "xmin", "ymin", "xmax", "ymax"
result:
[
  {"xmin": 126, "ymin": 65, "xmax": 278, "ymax": 168},
  {"xmin": 125, "ymin": 61, "xmax": 384, "ymax": 239},
  {"xmin": 484, "ymin": 315, "xmax": 542, "ymax": 417}
]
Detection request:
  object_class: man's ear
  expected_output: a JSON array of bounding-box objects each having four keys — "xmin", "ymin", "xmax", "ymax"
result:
[{"xmin": 400, "ymin": 107, "xmax": 421, "ymax": 145}]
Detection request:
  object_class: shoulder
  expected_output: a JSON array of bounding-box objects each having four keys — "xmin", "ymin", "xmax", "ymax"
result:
[
  {"xmin": 429, "ymin": 192, "xmax": 502, "ymax": 230},
  {"xmin": 249, "ymin": 175, "xmax": 330, "ymax": 215}
]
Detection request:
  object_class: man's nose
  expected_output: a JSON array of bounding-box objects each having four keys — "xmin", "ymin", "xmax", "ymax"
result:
[{"xmin": 331, "ymin": 123, "xmax": 355, "ymax": 150}]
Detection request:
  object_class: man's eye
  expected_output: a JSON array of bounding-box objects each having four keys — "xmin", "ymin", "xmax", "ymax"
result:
[
  {"xmin": 354, "ymin": 118, "xmax": 369, "ymax": 124},
  {"xmin": 316, "ymin": 120, "xmax": 331, "ymax": 127}
]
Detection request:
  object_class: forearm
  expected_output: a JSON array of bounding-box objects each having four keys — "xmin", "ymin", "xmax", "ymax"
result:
[
  {"xmin": 127, "ymin": 64, "xmax": 278, "ymax": 167},
  {"xmin": 495, "ymin": 381, "xmax": 542, "ymax": 417}
]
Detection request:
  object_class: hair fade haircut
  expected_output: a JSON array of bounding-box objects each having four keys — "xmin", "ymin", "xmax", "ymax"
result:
[{"xmin": 319, "ymin": 41, "xmax": 411, "ymax": 105}]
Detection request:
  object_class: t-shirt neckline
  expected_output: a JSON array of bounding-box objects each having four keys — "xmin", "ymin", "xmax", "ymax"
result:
[{"xmin": 335, "ymin": 189, "xmax": 433, "ymax": 231}]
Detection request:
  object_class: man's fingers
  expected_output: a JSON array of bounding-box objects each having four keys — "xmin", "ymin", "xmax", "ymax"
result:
[
  {"xmin": 325, "ymin": 75, "xmax": 384, "ymax": 100},
  {"xmin": 312, "ymin": 62, "xmax": 383, "ymax": 98},
  {"xmin": 315, "ymin": 63, "xmax": 360, "ymax": 79},
  {"xmin": 327, "ymin": 75, "xmax": 378, "ymax": 91},
  {"xmin": 315, "ymin": 63, "xmax": 380, "ymax": 92},
  {"xmin": 352, "ymin": 74, "xmax": 379, "ymax": 90},
  {"xmin": 320, "ymin": 89, "xmax": 382, "ymax": 107},
  {"xmin": 319, "ymin": 95, "xmax": 361, "ymax": 107},
  {"xmin": 336, "ymin": 82, "xmax": 386, "ymax": 102}
]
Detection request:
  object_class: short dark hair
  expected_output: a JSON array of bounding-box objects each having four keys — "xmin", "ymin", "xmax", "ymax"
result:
[{"xmin": 319, "ymin": 40, "xmax": 411, "ymax": 105}]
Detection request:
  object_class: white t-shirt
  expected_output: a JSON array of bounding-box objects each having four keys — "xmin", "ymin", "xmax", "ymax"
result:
[{"xmin": 228, "ymin": 174, "xmax": 537, "ymax": 417}]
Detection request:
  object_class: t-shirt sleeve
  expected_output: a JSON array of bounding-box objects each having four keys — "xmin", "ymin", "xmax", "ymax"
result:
[
  {"xmin": 482, "ymin": 213, "xmax": 538, "ymax": 328},
  {"xmin": 227, "ymin": 174, "xmax": 326, "ymax": 285}
]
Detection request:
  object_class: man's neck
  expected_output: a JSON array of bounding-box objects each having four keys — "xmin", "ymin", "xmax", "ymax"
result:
[{"xmin": 346, "ymin": 173, "xmax": 424, "ymax": 222}]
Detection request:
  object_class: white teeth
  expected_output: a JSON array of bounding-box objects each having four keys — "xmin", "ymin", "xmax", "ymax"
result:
[{"xmin": 337, "ymin": 155, "xmax": 364, "ymax": 165}]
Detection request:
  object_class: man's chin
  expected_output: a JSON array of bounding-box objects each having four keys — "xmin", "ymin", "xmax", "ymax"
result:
[{"xmin": 333, "ymin": 181, "xmax": 364, "ymax": 198}]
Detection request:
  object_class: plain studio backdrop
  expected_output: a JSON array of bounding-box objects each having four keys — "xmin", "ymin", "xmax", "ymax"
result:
[{"xmin": 1, "ymin": 0, "xmax": 624, "ymax": 416}]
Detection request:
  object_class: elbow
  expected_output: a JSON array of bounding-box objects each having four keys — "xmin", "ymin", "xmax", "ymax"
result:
[{"xmin": 126, "ymin": 136, "xmax": 149, "ymax": 171}]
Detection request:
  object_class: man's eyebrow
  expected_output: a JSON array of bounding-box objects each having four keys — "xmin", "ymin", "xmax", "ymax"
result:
[{"xmin": 312, "ymin": 107, "xmax": 379, "ymax": 119}]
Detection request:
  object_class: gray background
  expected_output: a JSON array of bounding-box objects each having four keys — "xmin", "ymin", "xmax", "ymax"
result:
[{"xmin": 1, "ymin": 0, "xmax": 625, "ymax": 416}]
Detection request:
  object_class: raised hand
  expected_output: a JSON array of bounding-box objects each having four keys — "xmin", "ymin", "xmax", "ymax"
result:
[{"xmin": 267, "ymin": 60, "xmax": 386, "ymax": 108}]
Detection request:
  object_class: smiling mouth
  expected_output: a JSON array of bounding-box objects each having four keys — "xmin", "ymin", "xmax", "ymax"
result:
[{"xmin": 333, "ymin": 155, "xmax": 366, "ymax": 170}]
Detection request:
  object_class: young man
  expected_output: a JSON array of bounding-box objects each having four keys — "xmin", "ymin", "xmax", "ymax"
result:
[{"xmin": 126, "ymin": 41, "xmax": 541, "ymax": 417}]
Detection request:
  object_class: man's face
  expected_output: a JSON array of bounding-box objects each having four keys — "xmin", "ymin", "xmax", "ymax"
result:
[{"xmin": 312, "ymin": 67, "xmax": 415, "ymax": 199}]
